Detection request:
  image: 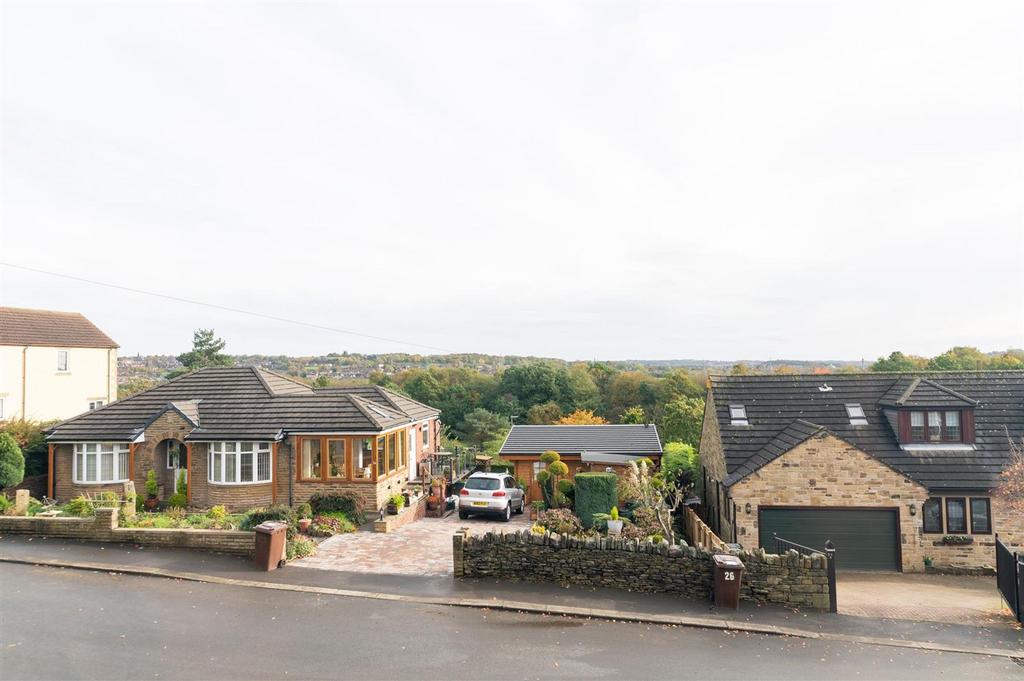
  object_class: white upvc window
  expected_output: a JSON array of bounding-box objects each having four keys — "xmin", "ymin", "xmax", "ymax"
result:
[
  {"xmin": 208, "ymin": 442, "xmax": 272, "ymax": 484},
  {"xmin": 73, "ymin": 443, "xmax": 130, "ymax": 484},
  {"xmin": 57, "ymin": 350, "xmax": 69, "ymax": 372},
  {"xmin": 421, "ymin": 421, "xmax": 430, "ymax": 448},
  {"xmin": 89, "ymin": 401, "xmax": 104, "ymax": 411},
  {"xmin": 0, "ymin": 397, "xmax": 4, "ymax": 420}
]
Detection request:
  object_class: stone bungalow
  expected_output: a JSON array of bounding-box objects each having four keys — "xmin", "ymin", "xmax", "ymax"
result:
[
  {"xmin": 45, "ymin": 367, "xmax": 441, "ymax": 512},
  {"xmin": 699, "ymin": 371, "xmax": 1024, "ymax": 572},
  {"xmin": 498, "ymin": 424, "xmax": 663, "ymax": 502}
]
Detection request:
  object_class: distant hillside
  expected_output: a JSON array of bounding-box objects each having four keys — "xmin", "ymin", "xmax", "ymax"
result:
[{"xmin": 117, "ymin": 352, "xmax": 865, "ymax": 389}]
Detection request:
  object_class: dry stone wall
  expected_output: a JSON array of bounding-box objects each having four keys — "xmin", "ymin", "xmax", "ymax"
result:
[{"xmin": 454, "ymin": 529, "xmax": 832, "ymax": 610}]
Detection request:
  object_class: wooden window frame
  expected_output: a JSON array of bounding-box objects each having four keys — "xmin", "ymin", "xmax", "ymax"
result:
[
  {"xmin": 969, "ymin": 497, "xmax": 991, "ymax": 534},
  {"xmin": 922, "ymin": 497, "xmax": 943, "ymax": 533},
  {"xmin": 907, "ymin": 410, "xmax": 965, "ymax": 444},
  {"xmin": 295, "ymin": 429, "xmax": 413, "ymax": 484},
  {"xmin": 326, "ymin": 438, "xmax": 347, "ymax": 480},
  {"xmin": 944, "ymin": 497, "xmax": 967, "ymax": 534}
]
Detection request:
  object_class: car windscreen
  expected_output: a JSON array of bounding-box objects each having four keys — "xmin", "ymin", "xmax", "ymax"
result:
[{"xmin": 465, "ymin": 478, "xmax": 500, "ymax": 490}]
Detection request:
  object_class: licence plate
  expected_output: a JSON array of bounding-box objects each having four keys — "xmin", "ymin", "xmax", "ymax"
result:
[{"xmin": 472, "ymin": 501, "xmax": 488, "ymax": 507}]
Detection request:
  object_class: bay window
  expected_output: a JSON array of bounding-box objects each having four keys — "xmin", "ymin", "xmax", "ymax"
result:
[
  {"xmin": 208, "ymin": 442, "xmax": 272, "ymax": 484},
  {"xmin": 73, "ymin": 443, "xmax": 129, "ymax": 484}
]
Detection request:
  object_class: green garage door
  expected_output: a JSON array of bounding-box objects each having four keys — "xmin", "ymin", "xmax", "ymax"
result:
[{"xmin": 758, "ymin": 507, "xmax": 900, "ymax": 571}]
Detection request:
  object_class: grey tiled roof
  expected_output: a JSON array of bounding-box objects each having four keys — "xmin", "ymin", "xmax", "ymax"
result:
[
  {"xmin": 498, "ymin": 425, "xmax": 663, "ymax": 457},
  {"xmin": 0, "ymin": 306, "xmax": 118, "ymax": 348},
  {"xmin": 46, "ymin": 367, "xmax": 439, "ymax": 442},
  {"xmin": 708, "ymin": 371, "xmax": 1024, "ymax": 491}
]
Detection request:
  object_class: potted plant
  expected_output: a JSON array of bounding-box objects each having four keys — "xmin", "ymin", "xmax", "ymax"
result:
[
  {"xmin": 387, "ymin": 493, "xmax": 406, "ymax": 515},
  {"xmin": 606, "ymin": 506, "xmax": 623, "ymax": 535},
  {"xmin": 530, "ymin": 500, "xmax": 545, "ymax": 520},
  {"xmin": 923, "ymin": 556, "xmax": 934, "ymax": 568},
  {"xmin": 144, "ymin": 470, "xmax": 159, "ymax": 510},
  {"xmin": 297, "ymin": 502, "xmax": 313, "ymax": 533}
]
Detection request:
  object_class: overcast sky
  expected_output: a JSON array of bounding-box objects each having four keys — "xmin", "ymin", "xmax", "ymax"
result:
[{"xmin": 1, "ymin": 1, "xmax": 1022, "ymax": 361}]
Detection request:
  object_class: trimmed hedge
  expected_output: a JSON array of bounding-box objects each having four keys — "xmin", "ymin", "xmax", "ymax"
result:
[
  {"xmin": 242, "ymin": 505, "xmax": 298, "ymax": 537},
  {"xmin": 574, "ymin": 472, "xmax": 618, "ymax": 529},
  {"xmin": 308, "ymin": 492, "xmax": 366, "ymax": 525}
]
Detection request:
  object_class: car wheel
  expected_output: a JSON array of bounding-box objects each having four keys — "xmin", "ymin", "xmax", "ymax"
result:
[
  {"xmin": 514, "ymin": 498, "xmax": 525, "ymax": 515},
  {"xmin": 458, "ymin": 509, "xmax": 469, "ymax": 520},
  {"xmin": 501, "ymin": 503, "xmax": 511, "ymax": 522}
]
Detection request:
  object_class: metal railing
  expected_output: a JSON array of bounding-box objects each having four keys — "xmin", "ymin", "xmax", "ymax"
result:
[
  {"xmin": 995, "ymin": 534, "xmax": 1023, "ymax": 624},
  {"xmin": 773, "ymin": 534, "xmax": 838, "ymax": 614}
]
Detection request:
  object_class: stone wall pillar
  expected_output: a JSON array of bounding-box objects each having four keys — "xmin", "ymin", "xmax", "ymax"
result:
[
  {"xmin": 94, "ymin": 507, "xmax": 120, "ymax": 540},
  {"xmin": 452, "ymin": 528, "xmax": 469, "ymax": 577},
  {"xmin": 13, "ymin": 489, "xmax": 29, "ymax": 515}
]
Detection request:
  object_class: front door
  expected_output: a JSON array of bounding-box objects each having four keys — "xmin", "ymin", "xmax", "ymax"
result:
[
  {"xmin": 408, "ymin": 429, "xmax": 417, "ymax": 482},
  {"xmin": 166, "ymin": 442, "xmax": 186, "ymax": 495}
]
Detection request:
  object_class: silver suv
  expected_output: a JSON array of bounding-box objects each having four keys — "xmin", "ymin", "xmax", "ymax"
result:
[{"xmin": 457, "ymin": 472, "xmax": 525, "ymax": 522}]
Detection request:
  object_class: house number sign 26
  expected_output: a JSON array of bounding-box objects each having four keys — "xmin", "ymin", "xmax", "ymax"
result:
[{"xmin": 724, "ymin": 572, "xmax": 736, "ymax": 581}]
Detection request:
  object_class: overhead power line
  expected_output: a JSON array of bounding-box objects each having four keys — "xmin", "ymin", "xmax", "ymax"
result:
[{"xmin": 0, "ymin": 261, "xmax": 453, "ymax": 353}]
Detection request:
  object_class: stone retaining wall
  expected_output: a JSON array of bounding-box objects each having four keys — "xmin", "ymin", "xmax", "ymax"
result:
[
  {"xmin": 0, "ymin": 508, "xmax": 255, "ymax": 556},
  {"xmin": 454, "ymin": 529, "xmax": 832, "ymax": 611}
]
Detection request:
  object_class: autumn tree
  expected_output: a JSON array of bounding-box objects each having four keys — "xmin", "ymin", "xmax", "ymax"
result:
[
  {"xmin": 659, "ymin": 396, "xmax": 705, "ymax": 448},
  {"xmin": 619, "ymin": 406, "xmax": 646, "ymax": 424},
  {"xmin": 994, "ymin": 432, "xmax": 1024, "ymax": 516},
  {"xmin": 526, "ymin": 401, "xmax": 563, "ymax": 424},
  {"xmin": 555, "ymin": 409, "xmax": 608, "ymax": 425}
]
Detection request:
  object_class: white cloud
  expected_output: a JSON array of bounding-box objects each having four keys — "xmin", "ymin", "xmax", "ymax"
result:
[{"xmin": 1, "ymin": 0, "xmax": 1021, "ymax": 360}]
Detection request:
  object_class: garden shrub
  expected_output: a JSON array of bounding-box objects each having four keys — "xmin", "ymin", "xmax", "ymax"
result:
[
  {"xmin": 537, "ymin": 508, "xmax": 583, "ymax": 536},
  {"xmin": 308, "ymin": 513, "xmax": 356, "ymax": 537},
  {"xmin": 207, "ymin": 505, "xmax": 227, "ymax": 521},
  {"xmin": 286, "ymin": 536, "xmax": 317, "ymax": 560},
  {"xmin": 574, "ymin": 472, "xmax": 618, "ymax": 529},
  {"xmin": 167, "ymin": 493, "xmax": 187, "ymax": 508},
  {"xmin": 63, "ymin": 496, "xmax": 95, "ymax": 517},
  {"xmin": 0, "ymin": 494, "xmax": 10, "ymax": 514},
  {"xmin": 27, "ymin": 497, "xmax": 43, "ymax": 516},
  {"xmin": 308, "ymin": 492, "xmax": 365, "ymax": 524},
  {"xmin": 296, "ymin": 502, "xmax": 313, "ymax": 519},
  {"xmin": 242, "ymin": 505, "xmax": 298, "ymax": 537},
  {"xmin": 0, "ymin": 432, "xmax": 25, "ymax": 490}
]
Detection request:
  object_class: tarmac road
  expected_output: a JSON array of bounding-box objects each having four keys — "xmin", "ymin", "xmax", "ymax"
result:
[{"xmin": 0, "ymin": 562, "xmax": 1020, "ymax": 680}]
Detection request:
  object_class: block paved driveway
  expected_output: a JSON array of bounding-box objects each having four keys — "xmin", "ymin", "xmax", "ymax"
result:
[
  {"xmin": 293, "ymin": 512, "xmax": 531, "ymax": 577},
  {"xmin": 837, "ymin": 572, "xmax": 1013, "ymax": 625}
]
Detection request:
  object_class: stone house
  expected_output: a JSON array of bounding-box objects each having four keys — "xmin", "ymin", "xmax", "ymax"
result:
[
  {"xmin": 44, "ymin": 367, "xmax": 441, "ymax": 512},
  {"xmin": 699, "ymin": 371, "xmax": 1024, "ymax": 572},
  {"xmin": 498, "ymin": 424, "xmax": 663, "ymax": 502},
  {"xmin": 0, "ymin": 306, "xmax": 118, "ymax": 421}
]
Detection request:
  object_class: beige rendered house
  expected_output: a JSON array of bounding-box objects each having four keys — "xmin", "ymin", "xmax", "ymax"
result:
[
  {"xmin": 0, "ymin": 307, "xmax": 118, "ymax": 422},
  {"xmin": 699, "ymin": 372, "xmax": 1023, "ymax": 573}
]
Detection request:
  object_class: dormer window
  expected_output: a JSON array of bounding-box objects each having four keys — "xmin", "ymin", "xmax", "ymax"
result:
[
  {"xmin": 909, "ymin": 410, "xmax": 963, "ymax": 443},
  {"xmin": 729, "ymin": 404, "xmax": 748, "ymax": 426},
  {"xmin": 845, "ymin": 404, "xmax": 868, "ymax": 426}
]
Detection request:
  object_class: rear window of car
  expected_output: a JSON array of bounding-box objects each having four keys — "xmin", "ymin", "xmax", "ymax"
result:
[{"xmin": 465, "ymin": 477, "xmax": 500, "ymax": 490}]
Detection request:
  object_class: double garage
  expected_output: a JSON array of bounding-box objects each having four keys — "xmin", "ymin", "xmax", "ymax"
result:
[{"xmin": 758, "ymin": 507, "xmax": 901, "ymax": 572}]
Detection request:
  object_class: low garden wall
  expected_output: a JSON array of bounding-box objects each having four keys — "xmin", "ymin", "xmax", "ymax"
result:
[
  {"xmin": 0, "ymin": 508, "xmax": 255, "ymax": 556},
  {"xmin": 454, "ymin": 529, "xmax": 832, "ymax": 611},
  {"xmin": 372, "ymin": 495, "xmax": 427, "ymax": 533}
]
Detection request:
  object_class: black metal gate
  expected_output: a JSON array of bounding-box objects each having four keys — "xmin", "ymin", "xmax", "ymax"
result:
[{"xmin": 995, "ymin": 534, "xmax": 1024, "ymax": 625}]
